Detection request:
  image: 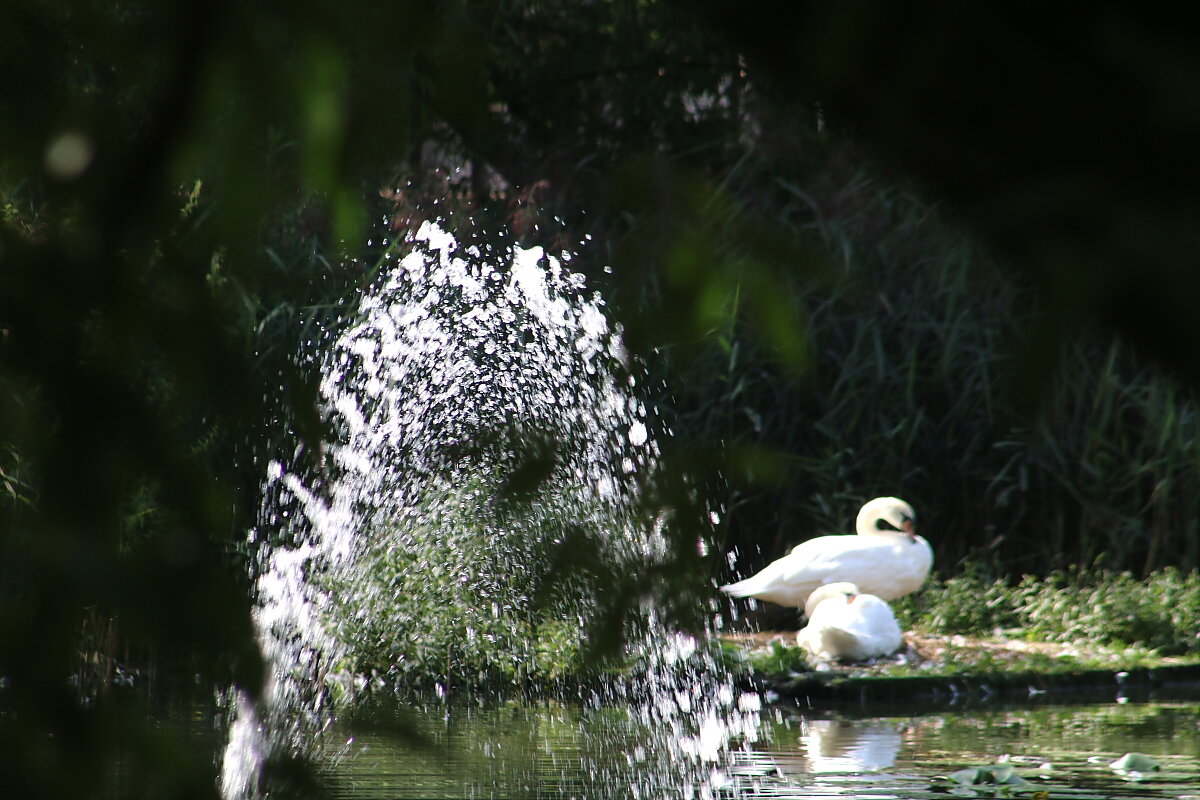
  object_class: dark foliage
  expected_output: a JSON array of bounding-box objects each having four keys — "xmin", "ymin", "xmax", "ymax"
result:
[{"xmin": 3, "ymin": 1, "xmax": 1200, "ymax": 795}]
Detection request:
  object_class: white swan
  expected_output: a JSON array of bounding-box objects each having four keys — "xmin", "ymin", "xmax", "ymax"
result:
[
  {"xmin": 719, "ymin": 497, "xmax": 931, "ymax": 608},
  {"xmin": 795, "ymin": 582, "xmax": 902, "ymax": 662}
]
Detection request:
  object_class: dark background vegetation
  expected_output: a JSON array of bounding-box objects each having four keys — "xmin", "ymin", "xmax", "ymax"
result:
[{"xmin": 3, "ymin": 1, "xmax": 1199, "ymax": 796}]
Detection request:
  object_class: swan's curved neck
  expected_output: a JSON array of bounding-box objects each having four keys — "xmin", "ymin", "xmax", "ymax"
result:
[{"xmin": 857, "ymin": 523, "xmax": 908, "ymax": 539}]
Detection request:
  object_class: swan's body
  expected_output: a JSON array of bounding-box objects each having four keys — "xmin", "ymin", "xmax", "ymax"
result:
[
  {"xmin": 719, "ymin": 497, "xmax": 931, "ymax": 608},
  {"xmin": 796, "ymin": 582, "xmax": 902, "ymax": 662}
]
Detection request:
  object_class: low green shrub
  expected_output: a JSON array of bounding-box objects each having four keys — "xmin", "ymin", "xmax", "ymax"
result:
[
  {"xmin": 317, "ymin": 466, "xmax": 662, "ymax": 693},
  {"xmin": 891, "ymin": 568, "xmax": 1020, "ymax": 636},
  {"xmin": 747, "ymin": 638, "xmax": 812, "ymax": 676},
  {"xmin": 900, "ymin": 567, "xmax": 1200, "ymax": 655}
]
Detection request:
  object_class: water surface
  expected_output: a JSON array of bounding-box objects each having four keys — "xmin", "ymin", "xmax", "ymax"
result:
[{"xmin": 316, "ymin": 696, "xmax": 1200, "ymax": 799}]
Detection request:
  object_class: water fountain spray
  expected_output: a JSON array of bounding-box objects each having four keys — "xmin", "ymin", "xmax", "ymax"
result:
[{"xmin": 221, "ymin": 218, "xmax": 759, "ymax": 798}]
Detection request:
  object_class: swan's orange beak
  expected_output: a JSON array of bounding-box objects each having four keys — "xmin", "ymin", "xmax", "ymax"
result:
[
  {"xmin": 902, "ymin": 519, "xmax": 916, "ymax": 540},
  {"xmin": 846, "ymin": 593, "xmax": 857, "ymax": 604}
]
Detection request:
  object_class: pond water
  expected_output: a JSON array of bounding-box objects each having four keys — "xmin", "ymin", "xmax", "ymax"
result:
[{"xmin": 310, "ymin": 694, "xmax": 1200, "ymax": 800}]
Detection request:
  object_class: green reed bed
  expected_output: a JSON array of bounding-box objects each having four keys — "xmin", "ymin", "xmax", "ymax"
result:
[{"xmin": 661, "ymin": 150, "xmax": 1200, "ymax": 580}]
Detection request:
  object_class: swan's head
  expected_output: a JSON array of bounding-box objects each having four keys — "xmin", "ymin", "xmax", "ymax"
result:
[
  {"xmin": 805, "ymin": 581, "xmax": 860, "ymax": 618},
  {"xmin": 856, "ymin": 496, "xmax": 917, "ymax": 541}
]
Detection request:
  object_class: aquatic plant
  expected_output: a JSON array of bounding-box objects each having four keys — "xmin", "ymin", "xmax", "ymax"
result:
[
  {"xmin": 1110, "ymin": 752, "xmax": 1160, "ymax": 773},
  {"xmin": 942, "ymin": 761, "xmax": 1032, "ymax": 790}
]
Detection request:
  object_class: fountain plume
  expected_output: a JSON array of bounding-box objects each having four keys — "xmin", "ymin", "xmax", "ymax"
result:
[{"xmin": 221, "ymin": 218, "xmax": 758, "ymax": 798}]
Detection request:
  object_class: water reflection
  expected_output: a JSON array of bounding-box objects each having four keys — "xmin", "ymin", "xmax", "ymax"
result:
[
  {"xmin": 798, "ymin": 718, "xmax": 902, "ymax": 773},
  {"xmin": 308, "ymin": 698, "xmax": 1200, "ymax": 799},
  {"xmin": 320, "ymin": 700, "xmax": 740, "ymax": 800}
]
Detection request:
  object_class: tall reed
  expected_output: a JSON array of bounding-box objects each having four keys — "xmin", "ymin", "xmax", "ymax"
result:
[{"xmin": 653, "ymin": 148, "xmax": 1200, "ymax": 580}]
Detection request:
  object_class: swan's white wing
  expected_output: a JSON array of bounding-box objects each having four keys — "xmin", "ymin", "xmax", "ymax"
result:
[
  {"xmin": 722, "ymin": 533, "xmax": 932, "ymax": 607},
  {"xmin": 798, "ymin": 593, "xmax": 901, "ymax": 661},
  {"xmin": 795, "ymin": 623, "xmax": 822, "ymax": 656},
  {"xmin": 719, "ymin": 554, "xmax": 822, "ymax": 606},
  {"xmin": 797, "ymin": 597, "xmax": 863, "ymax": 660},
  {"xmin": 837, "ymin": 595, "xmax": 901, "ymax": 656},
  {"xmin": 790, "ymin": 536, "xmax": 898, "ymax": 596},
  {"xmin": 793, "ymin": 535, "xmax": 931, "ymax": 600},
  {"xmin": 721, "ymin": 537, "xmax": 871, "ymax": 606}
]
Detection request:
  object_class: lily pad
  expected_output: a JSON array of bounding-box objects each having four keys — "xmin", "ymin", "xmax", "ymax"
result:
[
  {"xmin": 989, "ymin": 763, "xmax": 1016, "ymax": 783},
  {"xmin": 1110, "ymin": 752, "xmax": 1160, "ymax": 772},
  {"xmin": 950, "ymin": 767, "xmax": 986, "ymax": 785},
  {"xmin": 945, "ymin": 764, "xmax": 1030, "ymax": 786}
]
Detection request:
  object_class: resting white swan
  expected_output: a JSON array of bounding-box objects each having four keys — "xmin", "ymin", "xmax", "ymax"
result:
[
  {"xmin": 795, "ymin": 582, "xmax": 902, "ymax": 662},
  {"xmin": 719, "ymin": 497, "xmax": 931, "ymax": 608}
]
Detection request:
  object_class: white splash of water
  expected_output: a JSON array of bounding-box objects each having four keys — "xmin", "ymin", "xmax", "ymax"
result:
[{"xmin": 221, "ymin": 220, "xmax": 759, "ymax": 798}]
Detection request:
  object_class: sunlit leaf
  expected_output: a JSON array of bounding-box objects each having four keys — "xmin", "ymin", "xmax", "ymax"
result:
[
  {"xmin": 989, "ymin": 763, "xmax": 1015, "ymax": 783},
  {"xmin": 950, "ymin": 767, "xmax": 985, "ymax": 785}
]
